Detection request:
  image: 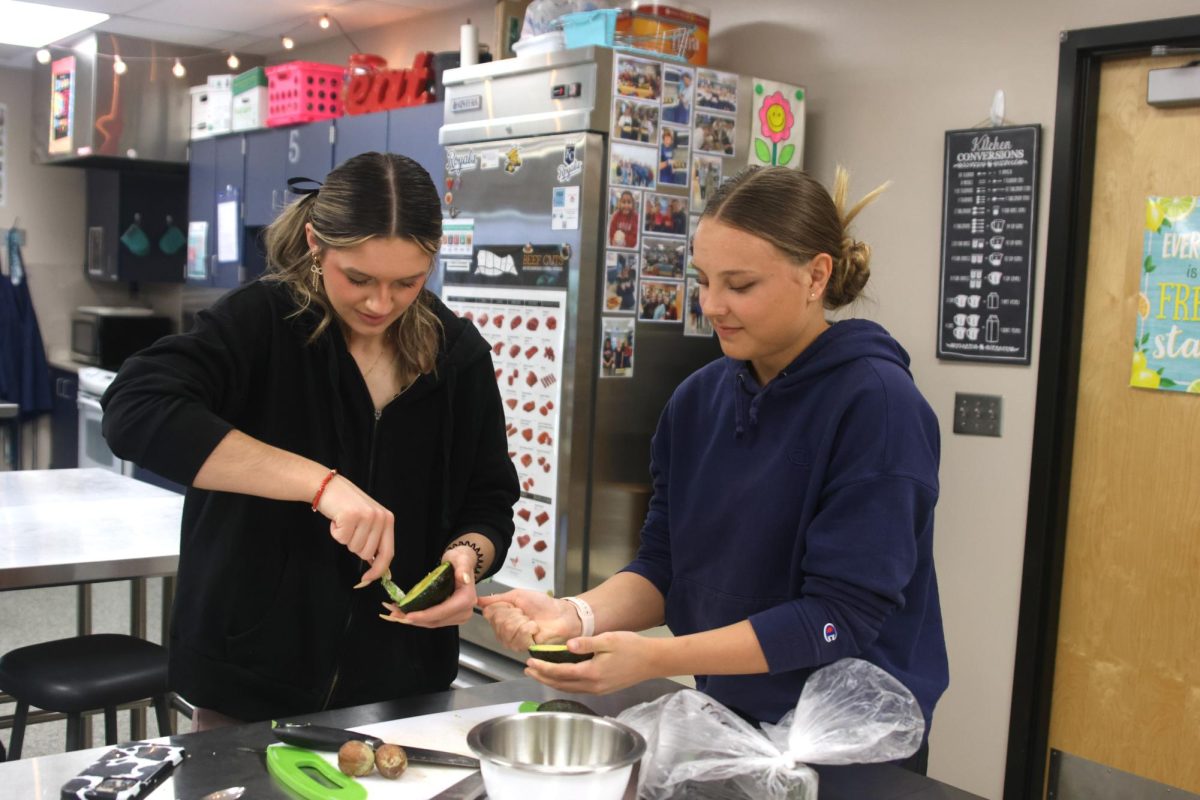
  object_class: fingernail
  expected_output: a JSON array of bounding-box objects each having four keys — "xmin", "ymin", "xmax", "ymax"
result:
[
  {"xmin": 354, "ymin": 579, "xmax": 370, "ymax": 589},
  {"xmin": 381, "ymin": 601, "xmax": 396, "ymax": 612},
  {"xmin": 378, "ymin": 613, "xmax": 410, "ymax": 624},
  {"xmin": 461, "ymin": 572, "xmax": 473, "ymax": 585}
]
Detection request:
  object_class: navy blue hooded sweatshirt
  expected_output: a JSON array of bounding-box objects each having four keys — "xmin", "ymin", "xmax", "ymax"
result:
[{"xmin": 623, "ymin": 319, "xmax": 948, "ymax": 730}]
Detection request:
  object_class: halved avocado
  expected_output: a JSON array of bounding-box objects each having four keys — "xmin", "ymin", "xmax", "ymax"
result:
[
  {"xmin": 528, "ymin": 643, "xmax": 593, "ymax": 664},
  {"xmin": 395, "ymin": 562, "xmax": 455, "ymax": 612},
  {"xmin": 536, "ymin": 699, "xmax": 598, "ymax": 715}
]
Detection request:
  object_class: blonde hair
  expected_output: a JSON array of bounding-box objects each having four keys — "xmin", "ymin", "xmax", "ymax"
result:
[
  {"xmin": 701, "ymin": 165, "xmax": 889, "ymax": 308},
  {"xmin": 263, "ymin": 152, "xmax": 443, "ymax": 384}
]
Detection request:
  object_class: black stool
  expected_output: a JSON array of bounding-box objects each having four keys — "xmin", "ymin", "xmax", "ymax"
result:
[{"xmin": 0, "ymin": 634, "xmax": 172, "ymax": 759}]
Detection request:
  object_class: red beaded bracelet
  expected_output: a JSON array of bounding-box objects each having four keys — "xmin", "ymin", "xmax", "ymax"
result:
[{"xmin": 311, "ymin": 468, "xmax": 338, "ymax": 512}]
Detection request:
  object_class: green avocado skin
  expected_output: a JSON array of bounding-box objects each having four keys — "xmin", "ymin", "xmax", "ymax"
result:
[
  {"xmin": 536, "ymin": 699, "xmax": 599, "ymax": 715},
  {"xmin": 396, "ymin": 564, "xmax": 455, "ymax": 612},
  {"xmin": 527, "ymin": 645, "xmax": 594, "ymax": 664}
]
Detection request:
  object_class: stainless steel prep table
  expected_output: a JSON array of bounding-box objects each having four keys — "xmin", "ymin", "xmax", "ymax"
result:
[
  {"xmin": 0, "ymin": 677, "xmax": 985, "ymax": 799},
  {"xmin": 0, "ymin": 468, "xmax": 184, "ymax": 739}
]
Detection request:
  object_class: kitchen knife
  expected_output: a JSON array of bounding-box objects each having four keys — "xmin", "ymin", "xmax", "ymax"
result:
[
  {"xmin": 271, "ymin": 721, "xmax": 480, "ymax": 769},
  {"xmin": 430, "ymin": 770, "xmax": 486, "ymax": 799}
]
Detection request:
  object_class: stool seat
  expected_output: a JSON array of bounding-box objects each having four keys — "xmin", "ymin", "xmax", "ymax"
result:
[{"xmin": 0, "ymin": 634, "xmax": 171, "ymax": 759}]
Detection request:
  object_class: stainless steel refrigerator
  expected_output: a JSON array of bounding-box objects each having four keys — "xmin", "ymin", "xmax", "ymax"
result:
[{"xmin": 438, "ymin": 46, "xmax": 803, "ymax": 671}]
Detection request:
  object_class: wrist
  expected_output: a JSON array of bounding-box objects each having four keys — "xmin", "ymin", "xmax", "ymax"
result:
[
  {"xmin": 443, "ymin": 538, "xmax": 485, "ymax": 579},
  {"xmin": 311, "ymin": 468, "xmax": 337, "ymax": 512},
  {"xmin": 562, "ymin": 596, "xmax": 594, "ymax": 638}
]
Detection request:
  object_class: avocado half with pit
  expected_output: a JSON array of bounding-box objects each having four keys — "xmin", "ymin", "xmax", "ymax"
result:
[
  {"xmin": 528, "ymin": 643, "xmax": 594, "ymax": 664},
  {"xmin": 381, "ymin": 562, "xmax": 455, "ymax": 612}
]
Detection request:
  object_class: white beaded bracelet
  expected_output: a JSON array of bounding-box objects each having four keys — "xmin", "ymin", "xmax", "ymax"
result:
[{"xmin": 563, "ymin": 596, "xmax": 595, "ymax": 638}]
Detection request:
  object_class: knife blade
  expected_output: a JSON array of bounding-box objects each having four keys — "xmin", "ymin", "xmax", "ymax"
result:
[
  {"xmin": 430, "ymin": 770, "xmax": 485, "ymax": 800},
  {"xmin": 271, "ymin": 721, "xmax": 480, "ymax": 769},
  {"xmin": 199, "ymin": 787, "xmax": 245, "ymax": 800}
]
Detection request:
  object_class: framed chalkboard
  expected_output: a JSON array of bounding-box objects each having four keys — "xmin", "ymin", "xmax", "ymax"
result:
[{"xmin": 936, "ymin": 124, "xmax": 1041, "ymax": 363}]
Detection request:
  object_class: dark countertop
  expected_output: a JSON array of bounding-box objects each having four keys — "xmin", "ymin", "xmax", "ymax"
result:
[{"xmin": 0, "ymin": 677, "xmax": 984, "ymax": 799}]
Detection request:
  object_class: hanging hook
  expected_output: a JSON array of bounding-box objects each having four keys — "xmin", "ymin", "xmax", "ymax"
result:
[{"xmin": 989, "ymin": 90, "xmax": 1005, "ymax": 127}]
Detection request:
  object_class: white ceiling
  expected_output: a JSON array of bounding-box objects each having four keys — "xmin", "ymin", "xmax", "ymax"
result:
[{"xmin": 1, "ymin": 0, "xmax": 478, "ymax": 67}]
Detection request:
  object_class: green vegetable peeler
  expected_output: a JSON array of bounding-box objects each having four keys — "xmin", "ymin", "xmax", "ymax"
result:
[{"xmin": 265, "ymin": 744, "xmax": 366, "ymax": 800}]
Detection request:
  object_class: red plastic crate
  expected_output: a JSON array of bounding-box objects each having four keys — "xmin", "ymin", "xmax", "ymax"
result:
[{"xmin": 265, "ymin": 61, "xmax": 346, "ymax": 127}]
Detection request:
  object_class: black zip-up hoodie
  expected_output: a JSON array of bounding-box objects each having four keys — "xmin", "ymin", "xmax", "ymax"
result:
[{"xmin": 102, "ymin": 280, "xmax": 518, "ymax": 721}]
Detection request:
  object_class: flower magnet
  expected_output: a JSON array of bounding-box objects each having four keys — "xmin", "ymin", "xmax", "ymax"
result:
[{"xmin": 749, "ymin": 79, "xmax": 806, "ymax": 169}]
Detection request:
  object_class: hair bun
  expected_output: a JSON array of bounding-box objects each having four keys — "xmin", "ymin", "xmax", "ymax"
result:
[{"xmin": 825, "ymin": 236, "xmax": 871, "ymax": 307}]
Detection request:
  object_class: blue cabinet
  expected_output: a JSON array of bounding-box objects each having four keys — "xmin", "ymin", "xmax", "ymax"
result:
[
  {"xmin": 335, "ymin": 113, "xmax": 389, "ymax": 167},
  {"xmin": 387, "ymin": 103, "xmax": 445, "ymax": 190},
  {"xmin": 244, "ymin": 128, "xmax": 289, "ymax": 227},
  {"xmin": 284, "ymin": 121, "xmax": 334, "ymax": 186},
  {"xmin": 186, "ymin": 138, "xmax": 217, "ymax": 286}
]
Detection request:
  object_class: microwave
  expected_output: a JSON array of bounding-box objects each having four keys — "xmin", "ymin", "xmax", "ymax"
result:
[{"xmin": 71, "ymin": 306, "xmax": 173, "ymax": 369}]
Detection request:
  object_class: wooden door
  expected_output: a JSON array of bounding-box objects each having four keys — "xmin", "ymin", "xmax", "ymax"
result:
[{"xmin": 1047, "ymin": 51, "xmax": 1200, "ymax": 792}]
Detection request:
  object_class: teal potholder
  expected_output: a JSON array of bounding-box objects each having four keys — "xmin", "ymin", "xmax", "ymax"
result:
[
  {"xmin": 120, "ymin": 221, "xmax": 150, "ymax": 256},
  {"xmin": 159, "ymin": 223, "xmax": 186, "ymax": 255}
]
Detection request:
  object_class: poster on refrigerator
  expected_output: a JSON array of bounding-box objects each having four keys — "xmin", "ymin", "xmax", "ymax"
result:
[
  {"xmin": 1132, "ymin": 195, "xmax": 1200, "ymax": 394},
  {"xmin": 48, "ymin": 56, "xmax": 75, "ymax": 155},
  {"xmin": 442, "ymin": 285, "xmax": 567, "ymax": 591},
  {"xmin": 748, "ymin": 79, "xmax": 805, "ymax": 169}
]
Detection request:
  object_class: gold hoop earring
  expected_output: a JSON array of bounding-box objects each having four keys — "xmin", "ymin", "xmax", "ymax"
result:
[{"xmin": 309, "ymin": 251, "xmax": 323, "ymax": 292}]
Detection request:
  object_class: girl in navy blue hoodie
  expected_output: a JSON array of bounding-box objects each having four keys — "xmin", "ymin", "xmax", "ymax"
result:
[{"xmin": 480, "ymin": 165, "xmax": 948, "ymax": 772}]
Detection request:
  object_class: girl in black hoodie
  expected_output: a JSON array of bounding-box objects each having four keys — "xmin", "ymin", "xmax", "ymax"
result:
[{"xmin": 103, "ymin": 153, "xmax": 518, "ymax": 728}]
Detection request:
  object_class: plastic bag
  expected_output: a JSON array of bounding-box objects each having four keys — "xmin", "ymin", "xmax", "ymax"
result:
[
  {"xmin": 520, "ymin": 0, "xmax": 617, "ymax": 38},
  {"xmin": 616, "ymin": 658, "xmax": 925, "ymax": 800}
]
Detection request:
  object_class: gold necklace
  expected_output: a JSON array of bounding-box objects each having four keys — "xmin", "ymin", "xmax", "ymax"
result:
[{"xmin": 361, "ymin": 348, "xmax": 388, "ymax": 379}]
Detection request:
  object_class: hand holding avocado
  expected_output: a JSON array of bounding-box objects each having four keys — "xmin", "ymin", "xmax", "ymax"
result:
[
  {"xmin": 523, "ymin": 631, "xmax": 660, "ymax": 696},
  {"xmin": 378, "ymin": 546, "xmax": 479, "ymax": 628}
]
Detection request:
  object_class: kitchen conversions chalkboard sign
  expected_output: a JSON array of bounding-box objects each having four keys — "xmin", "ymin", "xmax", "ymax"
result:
[{"xmin": 937, "ymin": 124, "xmax": 1040, "ymax": 363}]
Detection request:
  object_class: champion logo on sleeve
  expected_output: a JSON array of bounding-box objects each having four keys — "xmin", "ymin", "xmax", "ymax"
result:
[{"xmin": 822, "ymin": 623, "xmax": 838, "ymax": 643}]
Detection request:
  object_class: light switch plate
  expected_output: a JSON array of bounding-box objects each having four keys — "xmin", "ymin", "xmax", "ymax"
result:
[{"xmin": 954, "ymin": 393, "xmax": 1002, "ymax": 437}]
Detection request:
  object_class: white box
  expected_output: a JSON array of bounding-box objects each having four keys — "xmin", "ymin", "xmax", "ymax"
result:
[
  {"xmin": 189, "ymin": 84, "xmax": 213, "ymax": 139},
  {"xmin": 232, "ymin": 89, "xmax": 267, "ymax": 131},
  {"xmin": 206, "ymin": 87, "xmax": 233, "ymax": 135}
]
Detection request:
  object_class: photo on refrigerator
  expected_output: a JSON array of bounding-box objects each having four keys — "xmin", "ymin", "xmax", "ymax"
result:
[
  {"xmin": 684, "ymin": 277, "xmax": 714, "ymax": 338},
  {"xmin": 610, "ymin": 141, "xmax": 657, "ymax": 189},
  {"xmin": 639, "ymin": 278, "xmax": 684, "ymax": 323},
  {"xmin": 613, "ymin": 97, "xmax": 659, "ymax": 144},
  {"xmin": 604, "ymin": 250, "xmax": 639, "ymax": 313},
  {"xmin": 643, "ymin": 193, "xmax": 689, "ymax": 237},
  {"xmin": 600, "ymin": 316, "xmax": 636, "ymax": 378},
  {"xmin": 607, "ymin": 187, "xmax": 642, "ymax": 250},
  {"xmin": 658, "ymin": 126, "xmax": 690, "ymax": 187}
]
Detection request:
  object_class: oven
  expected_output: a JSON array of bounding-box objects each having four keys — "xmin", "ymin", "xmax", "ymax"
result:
[{"xmin": 76, "ymin": 367, "xmax": 133, "ymax": 476}]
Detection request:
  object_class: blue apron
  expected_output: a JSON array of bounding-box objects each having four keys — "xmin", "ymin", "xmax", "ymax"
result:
[{"xmin": 1, "ymin": 228, "xmax": 53, "ymax": 423}]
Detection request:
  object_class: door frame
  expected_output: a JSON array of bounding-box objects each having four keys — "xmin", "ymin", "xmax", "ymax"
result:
[{"xmin": 1004, "ymin": 13, "xmax": 1200, "ymax": 800}]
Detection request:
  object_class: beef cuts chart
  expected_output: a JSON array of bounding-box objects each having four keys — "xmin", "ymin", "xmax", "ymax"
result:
[{"xmin": 443, "ymin": 286, "xmax": 567, "ymax": 591}]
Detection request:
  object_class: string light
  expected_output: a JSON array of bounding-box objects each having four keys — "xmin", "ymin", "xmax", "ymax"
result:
[{"xmin": 34, "ymin": 13, "xmax": 351, "ymax": 78}]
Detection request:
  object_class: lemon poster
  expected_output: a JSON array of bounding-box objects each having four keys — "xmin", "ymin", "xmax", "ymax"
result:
[{"xmin": 1133, "ymin": 195, "xmax": 1200, "ymax": 394}]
